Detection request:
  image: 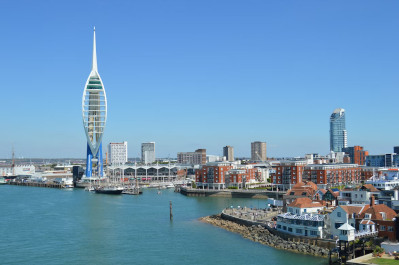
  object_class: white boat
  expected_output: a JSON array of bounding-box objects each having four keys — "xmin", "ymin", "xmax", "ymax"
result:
[{"xmin": 0, "ymin": 177, "xmax": 6, "ymax": 185}]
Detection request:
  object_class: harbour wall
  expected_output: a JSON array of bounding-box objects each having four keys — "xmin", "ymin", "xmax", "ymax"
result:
[{"xmin": 180, "ymin": 186, "xmax": 284, "ymax": 199}]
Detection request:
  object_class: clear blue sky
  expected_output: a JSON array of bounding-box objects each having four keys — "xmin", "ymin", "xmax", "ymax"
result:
[{"xmin": 0, "ymin": 0, "xmax": 399, "ymax": 158}]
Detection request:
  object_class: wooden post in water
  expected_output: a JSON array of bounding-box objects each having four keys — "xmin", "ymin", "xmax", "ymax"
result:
[{"xmin": 170, "ymin": 200, "xmax": 173, "ymax": 221}]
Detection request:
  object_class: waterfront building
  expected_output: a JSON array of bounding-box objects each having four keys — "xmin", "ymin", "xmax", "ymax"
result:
[
  {"xmin": 342, "ymin": 146, "xmax": 368, "ymax": 165},
  {"xmin": 276, "ymin": 197, "xmax": 325, "ymax": 238},
  {"xmin": 82, "ymin": 28, "xmax": 107, "ymax": 177},
  {"xmin": 251, "ymin": 141, "xmax": 266, "ymax": 161},
  {"xmin": 195, "ymin": 162, "xmax": 234, "ymax": 189},
  {"xmin": 394, "ymin": 146, "xmax": 399, "ymax": 154},
  {"xmin": 108, "ymin": 141, "xmax": 128, "ymax": 165},
  {"xmin": 329, "ymin": 205, "xmax": 367, "ymax": 238},
  {"xmin": 358, "ymin": 197, "xmax": 397, "ymax": 241},
  {"xmin": 0, "ymin": 165, "xmax": 35, "ymax": 176},
  {"xmin": 271, "ymin": 160, "xmax": 307, "ymax": 189},
  {"xmin": 195, "ymin": 162, "xmax": 259, "ymax": 189},
  {"xmin": 141, "ymin": 142, "xmax": 155, "ymax": 164},
  {"xmin": 365, "ymin": 153, "xmax": 399, "ymax": 167},
  {"xmin": 303, "ymin": 164, "xmax": 361, "ymax": 188},
  {"xmin": 178, "ymin": 149, "xmax": 206, "ymax": 165},
  {"xmin": 223, "ymin": 146, "xmax": 234, "ymax": 162},
  {"xmin": 330, "ymin": 108, "xmax": 347, "ymax": 152}
]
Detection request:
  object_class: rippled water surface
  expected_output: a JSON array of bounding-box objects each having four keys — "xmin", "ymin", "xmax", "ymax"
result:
[{"xmin": 0, "ymin": 186, "xmax": 327, "ymax": 264}]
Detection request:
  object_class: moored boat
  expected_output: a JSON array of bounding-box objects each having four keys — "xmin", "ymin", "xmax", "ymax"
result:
[
  {"xmin": 0, "ymin": 177, "xmax": 6, "ymax": 185},
  {"xmin": 94, "ymin": 185, "xmax": 123, "ymax": 195}
]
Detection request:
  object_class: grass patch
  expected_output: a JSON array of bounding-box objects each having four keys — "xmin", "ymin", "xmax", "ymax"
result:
[{"xmin": 367, "ymin": 258, "xmax": 399, "ymax": 265}]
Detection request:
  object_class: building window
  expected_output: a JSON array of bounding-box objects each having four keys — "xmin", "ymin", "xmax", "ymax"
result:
[
  {"xmin": 288, "ymin": 227, "xmax": 293, "ymax": 232},
  {"xmin": 310, "ymin": 231, "xmax": 317, "ymax": 236},
  {"xmin": 380, "ymin": 225, "xmax": 386, "ymax": 231},
  {"xmin": 388, "ymin": 226, "xmax": 394, "ymax": 232},
  {"xmin": 365, "ymin": 214, "xmax": 371, "ymax": 219},
  {"xmin": 337, "ymin": 212, "xmax": 341, "ymax": 217},
  {"xmin": 283, "ymin": 226, "xmax": 287, "ymax": 231},
  {"xmin": 335, "ymin": 223, "xmax": 344, "ymax": 229},
  {"xmin": 277, "ymin": 224, "xmax": 281, "ymax": 229},
  {"xmin": 296, "ymin": 229, "xmax": 302, "ymax": 234}
]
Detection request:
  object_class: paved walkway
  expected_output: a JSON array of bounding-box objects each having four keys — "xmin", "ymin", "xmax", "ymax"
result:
[{"xmin": 223, "ymin": 207, "xmax": 281, "ymax": 227}]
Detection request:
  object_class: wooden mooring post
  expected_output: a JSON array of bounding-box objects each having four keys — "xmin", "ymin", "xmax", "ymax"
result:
[{"xmin": 170, "ymin": 201, "xmax": 173, "ymax": 221}]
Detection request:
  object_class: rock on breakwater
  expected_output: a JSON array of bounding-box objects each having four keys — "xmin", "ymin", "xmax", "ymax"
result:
[{"xmin": 200, "ymin": 214, "xmax": 330, "ymax": 258}]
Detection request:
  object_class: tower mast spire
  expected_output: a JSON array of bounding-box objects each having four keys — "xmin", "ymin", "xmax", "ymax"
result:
[{"xmin": 92, "ymin": 27, "xmax": 97, "ymax": 71}]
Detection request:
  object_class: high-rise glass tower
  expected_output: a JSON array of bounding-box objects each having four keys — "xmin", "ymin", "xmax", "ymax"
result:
[
  {"xmin": 82, "ymin": 28, "xmax": 107, "ymax": 177},
  {"xmin": 330, "ymin": 108, "xmax": 347, "ymax": 152}
]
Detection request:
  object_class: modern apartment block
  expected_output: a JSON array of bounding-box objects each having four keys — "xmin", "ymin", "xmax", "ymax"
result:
[
  {"xmin": 108, "ymin": 141, "xmax": 128, "ymax": 165},
  {"xmin": 303, "ymin": 164, "xmax": 361, "ymax": 188},
  {"xmin": 271, "ymin": 160, "xmax": 307, "ymax": 188},
  {"xmin": 330, "ymin": 108, "xmax": 347, "ymax": 152},
  {"xmin": 365, "ymin": 154, "xmax": 399, "ymax": 167},
  {"xmin": 251, "ymin": 141, "xmax": 267, "ymax": 161},
  {"xmin": 223, "ymin": 146, "xmax": 234, "ymax": 162},
  {"xmin": 177, "ymin": 149, "xmax": 206, "ymax": 165},
  {"xmin": 141, "ymin": 142, "xmax": 155, "ymax": 164},
  {"xmin": 195, "ymin": 162, "xmax": 259, "ymax": 189},
  {"xmin": 342, "ymin": 146, "xmax": 368, "ymax": 165}
]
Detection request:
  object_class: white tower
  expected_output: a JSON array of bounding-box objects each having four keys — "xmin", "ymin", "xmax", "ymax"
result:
[{"xmin": 82, "ymin": 28, "xmax": 107, "ymax": 177}]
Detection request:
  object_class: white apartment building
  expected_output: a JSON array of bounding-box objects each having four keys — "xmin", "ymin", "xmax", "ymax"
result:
[{"xmin": 108, "ymin": 141, "xmax": 128, "ymax": 165}]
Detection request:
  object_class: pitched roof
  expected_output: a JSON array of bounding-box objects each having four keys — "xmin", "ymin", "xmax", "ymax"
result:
[
  {"xmin": 358, "ymin": 204, "xmax": 397, "ymax": 221},
  {"xmin": 340, "ymin": 205, "xmax": 370, "ymax": 216},
  {"xmin": 288, "ymin": 197, "xmax": 323, "ymax": 208},
  {"xmin": 360, "ymin": 184, "xmax": 379, "ymax": 192}
]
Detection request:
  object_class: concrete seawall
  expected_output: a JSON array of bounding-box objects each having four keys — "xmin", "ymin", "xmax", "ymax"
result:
[
  {"xmin": 180, "ymin": 186, "xmax": 284, "ymax": 199},
  {"xmin": 201, "ymin": 214, "xmax": 332, "ymax": 258}
]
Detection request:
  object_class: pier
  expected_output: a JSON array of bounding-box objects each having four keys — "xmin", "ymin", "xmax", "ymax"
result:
[{"xmin": 8, "ymin": 181, "xmax": 65, "ymax": 189}]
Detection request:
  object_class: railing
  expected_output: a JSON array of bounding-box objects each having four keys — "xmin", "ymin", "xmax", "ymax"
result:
[{"xmin": 354, "ymin": 230, "xmax": 378, "ymax": 239}]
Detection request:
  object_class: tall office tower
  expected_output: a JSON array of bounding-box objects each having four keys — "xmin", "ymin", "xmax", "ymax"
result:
[
  {"xmin": 82, "ymin": 28, "xmax": 107, "ymax": 177},
  {"xmin": 223, "ymin": 146, "xmax": 234, "ymax": 161},
  {"xmin": 394, "ymin": 146, "xmax": 399, "ymax": 154},
  {"xmin": 251, "ymin": 141, "xmax": 267, "ymax": 161},
  {"xmin": 330, "ymin": 108, "xmax": 347, "ymax": 152},
  {"xmin": 141, "ymin": 142, "xmax": 156, "ymax": 164},
  {"xmin": 108, "ymin": 141, "xmax": 128, "ymax": 165}
]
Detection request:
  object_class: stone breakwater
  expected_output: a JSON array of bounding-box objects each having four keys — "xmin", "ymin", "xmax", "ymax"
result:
[{"xmin": 200, "ymin": 214, "xmax": 330, "ymax": 258}]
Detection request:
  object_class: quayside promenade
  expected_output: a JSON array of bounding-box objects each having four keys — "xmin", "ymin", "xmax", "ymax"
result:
[
  {"xmin": 179, "ymin": 186, "xmax": 285, "ymax": 199},
  {"xmin": 201, "ymin": 207, "xmax": 335, "ymax": 259}
]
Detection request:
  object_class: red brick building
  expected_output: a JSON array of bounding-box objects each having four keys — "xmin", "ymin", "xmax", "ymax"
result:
[
  {"xmin": 195, "ymin": 163, "xmax": 259, "ymax": 189},
  {"xmin": 303, "ymin": 164, "xmax": 361, "ymax": 188},
  {"xmin": 271, "ymin": 160, "xmax": 307, "ymax": 188}
]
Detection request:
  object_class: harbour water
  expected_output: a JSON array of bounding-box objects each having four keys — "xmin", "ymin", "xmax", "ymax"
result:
[{"xmin": 0, "ymin": 186, "xmax": 327, "ymax": 264}]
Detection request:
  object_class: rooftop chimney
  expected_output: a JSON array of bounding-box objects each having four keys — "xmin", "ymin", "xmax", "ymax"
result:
[{"xmin": 370, "ymin": 195, "xmax": 375, "ymax": 207}]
